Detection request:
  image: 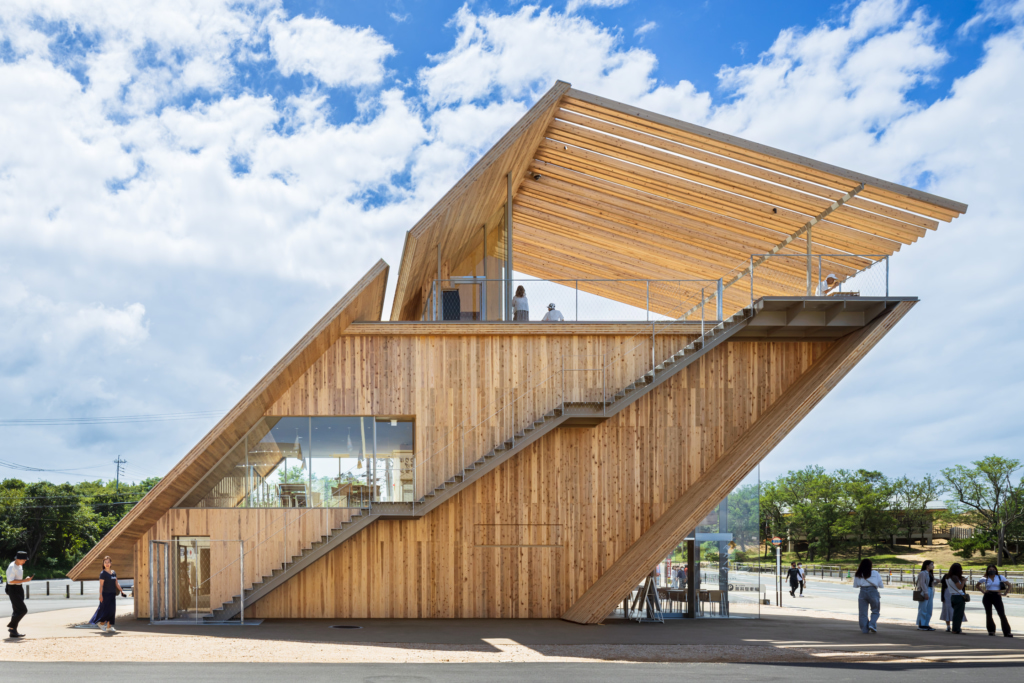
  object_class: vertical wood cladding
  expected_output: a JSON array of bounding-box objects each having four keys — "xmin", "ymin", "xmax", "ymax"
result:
[{"xmin": 227, "ymin": 331, "xmax": 832, "ymax": 619}]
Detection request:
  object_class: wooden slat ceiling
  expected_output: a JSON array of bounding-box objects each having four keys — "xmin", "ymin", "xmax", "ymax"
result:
[
  {"xmin": 389, "ymin": 81, "xmax": 572, "ymax": 321},
  {"xmin": 511, "ymin": 88, "xmax": 966, "ymax": 313},
  {"xmin": 390, "ymin": 84, "xmax": 966, "ymax": 319}
]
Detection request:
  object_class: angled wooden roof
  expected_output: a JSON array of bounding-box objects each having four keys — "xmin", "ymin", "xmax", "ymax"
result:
[
  {"xmin": 391, "ymin": 83, "xmax": 967, "ymax": 319},
  {"xmin": 68, "ymin": 261, "xmax": 389, "ymax": 580}
]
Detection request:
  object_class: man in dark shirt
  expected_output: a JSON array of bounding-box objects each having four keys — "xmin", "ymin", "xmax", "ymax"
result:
[{"xmin": 786, "ymin": 562, "xmax": 801, "ymax": 597}]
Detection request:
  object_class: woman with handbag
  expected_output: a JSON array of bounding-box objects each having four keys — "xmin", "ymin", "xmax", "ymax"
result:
[
  {"xmin": 942, "ymin": 563, "xmax": 969, "ymax": 634},
  {"xmin": 914, "ymin": 560, "xmax": 936, "ymax": 631},
  {"xmin": 976, "ymin": 564, "xmax": 1013, "ymax": 637}
]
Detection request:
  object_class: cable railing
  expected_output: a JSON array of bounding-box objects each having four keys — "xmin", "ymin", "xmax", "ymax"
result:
[
  {"xmin": 427, "ymin": 278, "xmax": 724, "ymax": 322},
  {"xmin": 748, "ymin": 254, "xmax": 890, "ymax": 301}
]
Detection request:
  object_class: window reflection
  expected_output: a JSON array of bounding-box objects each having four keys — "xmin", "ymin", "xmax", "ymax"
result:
[{"xmin": 183, "ymin": 416, "xmax": 414, "ymax": 508}]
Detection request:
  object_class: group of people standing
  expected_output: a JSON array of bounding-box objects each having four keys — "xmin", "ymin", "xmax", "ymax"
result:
[
  {"xmin": 854, "ymin": 558, "xmax": 1014, "ymax": 637},
  {"xmin": 5, "ymin": 551, "xmax": 126, "ymax": 638}
]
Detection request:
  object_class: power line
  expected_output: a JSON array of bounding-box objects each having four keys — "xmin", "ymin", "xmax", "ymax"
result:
[
  {"xmin": 0, "ymin": 459, "xmax": 110, "ymax": 475},
  {"xmin": 0, "ymin": 410, "xmax": 225, "ymax": 426}
]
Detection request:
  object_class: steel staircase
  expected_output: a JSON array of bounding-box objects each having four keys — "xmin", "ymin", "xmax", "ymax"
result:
[{"xmin": 206, "ymin": 307, "xmax": 753, "ymax": 621}]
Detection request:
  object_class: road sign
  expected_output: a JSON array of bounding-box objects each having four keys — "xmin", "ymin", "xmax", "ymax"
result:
[{"xmin": 771, "ymin": 537, "xmax": 782, "ymax": 547}]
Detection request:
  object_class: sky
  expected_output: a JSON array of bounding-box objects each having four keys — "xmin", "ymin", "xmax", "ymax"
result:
[{"xmin": 0, "ymin": 0, "xmax": 1022, "ymax": 486}]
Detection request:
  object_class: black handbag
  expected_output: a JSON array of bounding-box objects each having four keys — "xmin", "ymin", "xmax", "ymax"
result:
[{"xmin": 912, "ymin": 589, "xmax": 928, "ymax": 602}]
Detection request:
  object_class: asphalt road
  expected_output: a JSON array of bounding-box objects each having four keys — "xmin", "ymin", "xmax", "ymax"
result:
[{"xmin": 0, "ymin": 662, "xmax": 1018, "ymax": 681}]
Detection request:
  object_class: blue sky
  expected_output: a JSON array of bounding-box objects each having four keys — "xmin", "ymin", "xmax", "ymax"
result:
[{"xmin": 0, "ymin": 0, "xmax": 1022, "ymax": 486}]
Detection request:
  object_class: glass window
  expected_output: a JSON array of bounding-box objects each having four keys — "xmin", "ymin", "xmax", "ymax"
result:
[{"xmin": 183, "ymin": 416, "xmax": 415, "ymax": 508}]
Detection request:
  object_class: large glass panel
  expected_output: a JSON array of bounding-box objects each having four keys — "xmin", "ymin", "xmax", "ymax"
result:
[
  {"xmin": 185, "ymin": 416, "xmax": 414, "ymax": 508},
  {"xmin": 308, "ymin": 417, "xmax": 374, "ymax": 508},
  {"xmin": 372, "ymin": 418, "xmax": 415, "ymax": 502},
  {"xmin": 613, "ymin": 466, "xmax": 761, "ymax": 620}
]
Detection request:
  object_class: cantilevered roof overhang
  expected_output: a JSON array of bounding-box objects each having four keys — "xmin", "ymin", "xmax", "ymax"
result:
[{"xmin": 390, "ymin": 81, "xmax": 967, "ymax": 320}]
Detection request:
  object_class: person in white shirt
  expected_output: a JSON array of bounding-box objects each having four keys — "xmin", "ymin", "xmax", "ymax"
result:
[
  {"xmin": 797, "ymin": 562, "xmax": 806, "ymax": 596},
  {"xmin": 942, "ymin": 563, "xmax": 968, "ymax": 634},
  {"xmin": 853, "ymin": 558, "xmax": 883, "ymax": 633},
  {"xmin": 815, "ymin": 273, "xmax": 839, "ymax": 296},
  {"xmin": 541, "ymin": 303, "xmax": 564, "ymax": 322},
  {"xmin": 6, "ymin": 551, "xmax": 33, "ymax": 638},
  {"xmin": 512, "ymin": 286, "xmax": 529, "ymax": 321},
  {"xmin": 977, "ymin": 564, "xmax": 1013, "ymax": 637}
]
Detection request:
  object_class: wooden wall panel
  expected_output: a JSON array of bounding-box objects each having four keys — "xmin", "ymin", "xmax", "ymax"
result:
[
  {"xmin": 132, "ymin": 508, "xmax": 355, "ymax": 618},
  {"xmin": 236, "ymin": 331, "xmax": 831, "ymax": 619}
]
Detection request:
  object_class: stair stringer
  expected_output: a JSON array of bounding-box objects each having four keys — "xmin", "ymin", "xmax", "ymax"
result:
[
  {"xmin": 209, "ymin": 307, "xmax": 753, "ymax": 620},
  {"xmin": 560, "ymin": 300, "xmax": 916, "ymax": 624}
]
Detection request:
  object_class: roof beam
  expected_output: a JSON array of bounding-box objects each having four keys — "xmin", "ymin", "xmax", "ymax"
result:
[{"xmin": 563, "ymin": 89, "xmax": 968, "ymax": 219}]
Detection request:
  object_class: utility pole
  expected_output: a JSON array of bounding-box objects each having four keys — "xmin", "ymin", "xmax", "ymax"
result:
[{"xmin": 114, "ymin": 456, "xmax": 127, "ymax": 493}]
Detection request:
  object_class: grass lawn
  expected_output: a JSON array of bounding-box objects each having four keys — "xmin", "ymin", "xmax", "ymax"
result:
[{"xmin": 745, "ymin": 543, "xmax": 1024, "ymax": 572}]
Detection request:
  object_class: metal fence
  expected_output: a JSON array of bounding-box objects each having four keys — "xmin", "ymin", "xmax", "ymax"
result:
[
  {"xmin": 749, "ymin": 254, "xmax": 890, "ymax": 299},
  {"xmin": 429, "ymin": 278, "xmax": 724, "ymax": 322}
]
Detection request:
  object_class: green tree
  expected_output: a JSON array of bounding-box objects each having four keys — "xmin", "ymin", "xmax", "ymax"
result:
[
  {"xmin": 892, "ymin": 474, "xmax": 944, "ymax": 546},
  {"xmin": 727, "ymin": 482, "xmax": 759, "ymax": 554},
  {"xmin": 941, "ymin": 456, "xmax": 1024, "ymax": 566},
  {"xmin": 758, "ymin": 481, "xmax": 787, "ymax": 559},
  {"xmin": 778, "ymin": 466, "xmax": 854, "ymax": 562},
  {"xmin": 842, "ymin": 470, "xmax": 894, "ymax": 558}
]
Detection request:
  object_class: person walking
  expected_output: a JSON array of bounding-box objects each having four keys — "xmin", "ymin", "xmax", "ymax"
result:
[
  {"xmin": 854, "ymin": 559, "xmax": 883, "ymax": 634},
  {"xmin": 96, "ymin": 556, "xmax": 127, "ymax": 634},
  {"xmin": 786, "ymin": 561, "xmax": 800, "ymax": 597},
  {"xmin": 942, "ymin": 563, "xmax": 968, "ymax": 634},
  {"xmin": 977, "ymin": 564, "xmax": 1013, "ymax": 637},
  {"xmin": 5, "ymin": 551, "xmax": 33, "ymax": 638},
  {"xmin": 915, "ymin": 560, "xmax": 936, "ymax": 631},
  {"xmin": 512, "ymin": 286, "xmax": 529, "ymax": 321},
  {"xmin": 797, "ymin": 562, "xmax": 807, "ymax": 597}
]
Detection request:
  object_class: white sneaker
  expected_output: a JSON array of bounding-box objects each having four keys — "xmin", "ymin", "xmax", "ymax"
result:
[
  {"xmin": 99, "ymin": 624, "xmax": 107, "ymax": 632},
  {"xmin": 107, "ymin": 626, "xmax": 117, "ymax": 633}
]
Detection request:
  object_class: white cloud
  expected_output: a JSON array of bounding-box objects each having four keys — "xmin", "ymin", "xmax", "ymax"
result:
[
  {"xmin": 418, "ymin": 4, "xmax": 712, "ymax": 121},
  {"xmin": 1, "ymin": 0, "xmax": 1023, "ymax": 484},
  {"xmin": 566, "ymin": 0, "xmax": 631, "ymax": 13},
  {"xmin": 390, "ymin": 12, "xmax": 410, "ymax": 23},
  {"xmin": 268, "ymin": 14, "xmax": 396, "ymax": 87},
  {"xmin": 634, "ymin": 20, "xmax": 657, "ymax": 38}
]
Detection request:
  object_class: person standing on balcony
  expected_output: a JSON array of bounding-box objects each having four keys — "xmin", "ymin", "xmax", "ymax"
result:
[
  {"xmin": 542, "ymin": 303, "xmax": 564, "ymax": 321},
  {"xmin": 5, "ymin": 551, "xmax": 32, "ymax": 638},
  {"xmin": 816, "ymin": 273, "xmax": 839, "ymax": 296},
  {"xmin": 512, "ymin": 285, "xmax": 529, "ymax": 321},
  {"xmin": 976, "ymin": 564, "xmax": 1013, "ymax": 637}
]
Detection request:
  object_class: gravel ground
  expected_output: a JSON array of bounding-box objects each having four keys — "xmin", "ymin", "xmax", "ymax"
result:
[{"xmin": 0, "ymin": 605, "xmax": 1005, "ymax": 665}]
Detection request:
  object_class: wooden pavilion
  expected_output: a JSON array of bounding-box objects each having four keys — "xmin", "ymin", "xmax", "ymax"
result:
[{"xmin": 69, "ymin": 81, "xmax": 966, "ymax": 624}]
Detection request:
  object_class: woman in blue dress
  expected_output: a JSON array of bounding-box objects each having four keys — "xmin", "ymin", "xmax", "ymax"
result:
[{"xmin": 97, "ymin": 556, "xmax": 126, "ymax": 633}]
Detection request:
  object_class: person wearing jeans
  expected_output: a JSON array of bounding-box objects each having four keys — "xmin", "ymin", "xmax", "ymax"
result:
[
  {"xmin": 854, "ymin": 559, "xmax": 883, "ymax": 633},
  {"xmin": 915, "ymin": 560, "xmax": 936, "ymax": 631}
]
